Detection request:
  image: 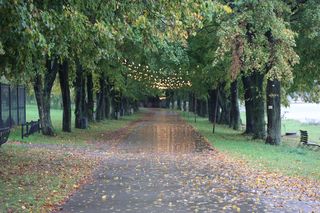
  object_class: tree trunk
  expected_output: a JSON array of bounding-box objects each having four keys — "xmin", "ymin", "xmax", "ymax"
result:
[
  {"xmin": 87, "ymin": 73, "xmax": 94, "ymax": 122},
  {"xmin": 111, "ymin": 88, "xmax": 121, "ymax": 119},
  {"xmin": 194, "ymin": 95, "xmax": 197, "ymax": 123},
  {"xmin": 200, "ymin": 99, "xmax": 207, "ymax": 117},
  {"xmin": 105, "ymin": 81, "xmax": 111, "ymax": 118},
  {"xmin": 34, "ymin": 58, "xmax": 58, "ymax": 136},
  {"xmin": 242, "ymin": 75, "xmax": 254, "ymax": 134},
  {"xmin": 230, "ymin": 80, "xmax": 240, "ymax": 130},
  {"xmin": 189, "ymin": 92, "xmax": 194, "ymax": 112},
  {"xmin": 170, "ymin": 91, "xmax": 175, "ymax": 109},
  {"xmin": 208, "ymin": 90, "xmax": 213, "ymax": 123},
  {"xmin": 196, "ymin": 98, "xmax": 201, "ymax": 116},
  {"xmin": 133, "ymin": 100, "xmax": 139, "ymax": 112},
  {"xmin": 266, "ymin": 79, "xmax": 281, "ymax": 145},
  {"xmin": 251, "ymin": 72, "xmax": 266, "ymax": 139},
  {"xmin": 183, "ymin": 100, "xmax": 187, "ymax": 111},
  {"xmin": 58, "ymin": 60, "xmax": 71, "ymax": 132},
  {"xmin": 212, "ymin": 88, "xmax": 219, "ymax": 133},
  {"xmin": 218, "ymin": 89, "xmax": 230, "ymax": 125},
  {"xmin": 177, "ymin": 97, "xmax": 182, "ymax": 110},
  {"xmin": 208, "ymin": 89, "xmax": 219, "ymax": 123},
  {"xmin": 165, "ymin": 90, "xmax": 171, "ymax": 108},
  {"xmin": 74, "ymin": 60, "xmax": 87, "ymax": 129},
  {"xmin": 96, "ymin": 77, "xmax": 106, "ymax": 121},
  {"xmin": 119, "ymin": 95, "xmax": 125, "ymax": 116}
]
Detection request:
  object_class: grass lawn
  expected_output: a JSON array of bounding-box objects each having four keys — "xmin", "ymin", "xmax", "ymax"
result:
[
  {"xmin": 0, "ymin": 105, "xmax": 143, "ymax": 212},
  {"xmin": 182, "ymin": 111, "xmax": 320, "ymax": 181},
  {"xmin": 0, "ymin": 145, "xmax": 100, "ymax": 212},
  {"xmin": 282, "ymin": 119, "xmax": 320, "ymax": 142},
  {"xmin": 240, "ymin": 112, "xmax": 320, "ymax": 142}
]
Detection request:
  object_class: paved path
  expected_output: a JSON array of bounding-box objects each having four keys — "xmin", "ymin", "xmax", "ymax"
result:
[{"xmin": 59, "ymin": 109, "xmax": 315, "ymax": 212}]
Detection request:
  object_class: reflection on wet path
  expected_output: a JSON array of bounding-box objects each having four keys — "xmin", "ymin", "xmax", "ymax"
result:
[
  {"xmin": 60, "ymin": 109, "xmax": 319, "ymax": 213},
  {"xmin": 117, "ymin": 109, "xmax": 206, "ymax": 153}
]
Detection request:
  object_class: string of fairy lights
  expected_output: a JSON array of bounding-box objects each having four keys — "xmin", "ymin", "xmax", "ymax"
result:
[{"xmin": 121, "ymin": 59, "xmax": 192, "ymax": 89}]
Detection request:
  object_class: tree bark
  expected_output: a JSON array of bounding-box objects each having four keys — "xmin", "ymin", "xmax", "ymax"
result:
[
  {"xmin": 165, "ymin": 90, "xmax": 171, "ymax": 108},
  {"xmin": 133, "ymin": 100, "xmax": 139, "ymax": 112},
  {"xmin": 170, "ymin": 91, "xmax": 175, "ymax": 109},
  {"xmin": 266, "ymin": 79, "xmax": 281, "ymax": 145},
  {"xmin": 208, "ymin": 90, "xmax": 213, "ymax": 123},
  {"xmin": 230, "ymin": 80, "xmax": 240, "ymax": 130},
  {"xmin": 177, "ymin": 97, "xmax": 182, "ymax": 110},
  {"xmin": 218, "ymin": 89, "xmax": 230, "ymax": 125},
  {"xmin": 123, "ymin": 97, "xmax": 130, "ymax": 115},
  {"xmin": 87, "ymin": 73, "xmax": 94, "ymax": 122},
  {"xmin": 58, "ymin": 60, "xmax": 71, "ymax": 132},
  {"xmin": 183, "ymin": 100, "xmax": 187, "ymax": 111},
  {"xmin": 196, "ymin": 98, "xmax": 201, "ymax": 116},
  {"xmin": 242, "ymin": 75, "xmax": 254, "ymax": 134},
  {"xmin": 194, "ymin": 95, "xmax": 197, "ymax": 123},
  {"xmin": 212, "ymin": 88, "xmax": 219, "ymax": 133},
  {"xmin": 189, "ymin": 92, "xmax": 194, "ymax": 112},
  {"xmin": 112, "ymin": 91, "xmax": 121, "ymax": 119},
  {"xmin": 34, "ymin": 57, "xmax": 58, "ymax": 136},
  {"xmin": 74, "ymin": 60, "xmax": 87, "ymax": 129},
  {"xmin": 105, "ymin": 81, "xmax": 111, "ymax": 118},
  {"xmin": 251, "ymin": 72, "xmax": 266, "ymax": 139},
  {"xmin": 120, "ymin": 95, "xmax": 127, "ymax": 116},
  {"xmin": 201, "ymin": 99, "xmax": 207, "ymax": 117},
  {"xmin": 96, "ymin": 77, "xmax": 106, "ymax": 121}
]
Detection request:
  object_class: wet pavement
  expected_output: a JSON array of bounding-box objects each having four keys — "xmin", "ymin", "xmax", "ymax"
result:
[{"xmin": 59, "ymin": 109, "xmax": 319, "ymax": 213}]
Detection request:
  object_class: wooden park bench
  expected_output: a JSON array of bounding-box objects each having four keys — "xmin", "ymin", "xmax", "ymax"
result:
[
  {"xmin": 0, "ymin": 127, "xmax": 10, "ymax": 146},
  {"xmin": 299, "ymin": 130, "xmax": 320, "ymax": 147},
  {"xmin": 21, "ymin": 120, "xmax": 41, "ymax": 139}
]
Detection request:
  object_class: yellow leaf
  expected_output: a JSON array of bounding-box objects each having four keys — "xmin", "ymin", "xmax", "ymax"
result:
[{"xmin": 223, "ymin": 5, "xmax": 233, "ymax": 14}]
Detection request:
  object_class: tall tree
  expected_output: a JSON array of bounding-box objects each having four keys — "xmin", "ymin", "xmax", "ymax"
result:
[
  {"xmin": 34, "ymin": 58, "xmax": 59, "ymax": 136},
  {"xmin": 58, "ymin": 60, "xmax": 71, "ymax": 132},
  {"xmin": 230, "ymin": 79, "xmax": 240, "ymax": 130}
]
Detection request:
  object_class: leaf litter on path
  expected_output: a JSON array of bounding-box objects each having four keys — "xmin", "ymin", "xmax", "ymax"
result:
[{"xmin": 59, "ymin": 109, "xmax": 320, "ymax": 212}]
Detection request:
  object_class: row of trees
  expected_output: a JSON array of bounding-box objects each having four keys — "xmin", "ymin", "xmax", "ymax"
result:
[
  {"xmin": 1, "ymin": 1, "xmax": 319, "ymax": 146},
  {"xmin": 165, "ymin": 1, "xmax": 320, "ymax": 145},
  {"xmin": 0, "ymin": 0, "xmax": 210, "ymax": 135}
]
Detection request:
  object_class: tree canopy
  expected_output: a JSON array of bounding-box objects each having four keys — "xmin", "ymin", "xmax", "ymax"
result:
[{"xmin": 0, "ymin": 0, "xmax": 319, "ymax": 144}]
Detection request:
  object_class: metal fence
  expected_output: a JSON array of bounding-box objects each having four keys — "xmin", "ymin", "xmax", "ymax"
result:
[{"xmin": 0, "ymin": 83, "xmax": 26, "ymax": 128}]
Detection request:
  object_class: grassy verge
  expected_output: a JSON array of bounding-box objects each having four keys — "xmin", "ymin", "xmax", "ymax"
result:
[
  {"xmin": 240, "ymin": 111, "xmax": 320, "ymax": 142},
  {"xmin": 0, "ymin": 105, "xmax": 144, "ymax": 212},
  {"xmin": 0, "ymin": 145, "xmax": 100, "ymax": 212},
  {"xmin": 9, "ymin": 105, "xmax": 143, "ymax": 145},
  {"xmin": 181, "ymin": 112, "xmax": 320, "ymax": 181},
  {"xmin": 281, "ymin": 119, "xmax": 320, "ymax": 142}
]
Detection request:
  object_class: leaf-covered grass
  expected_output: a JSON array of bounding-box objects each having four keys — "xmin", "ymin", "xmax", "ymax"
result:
[
  {"xmin": 0, "ymin": 145, "xmax": 100, "ymax": 212},
  {"xmin": 181, "ymin": 112, "xmax": 320, "ymax": 181},
  {"xmin": 0, "ymin": 105, "xmax": 144, "ymax": 212},
  {"xmin": 8, "ymin": 105, "xmax": 143, "ymax": 145}
]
